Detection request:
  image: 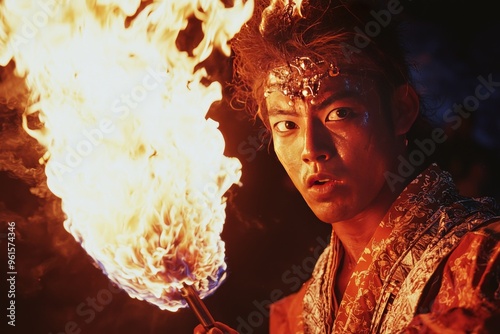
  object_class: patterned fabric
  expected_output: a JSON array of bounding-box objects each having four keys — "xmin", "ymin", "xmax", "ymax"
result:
[{"xmin": 270, "ymin": 164, "xmax": 500, "ymax": 333}]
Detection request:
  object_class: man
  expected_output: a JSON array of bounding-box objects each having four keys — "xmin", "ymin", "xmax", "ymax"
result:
[{"xmin": 196, "ymin": 0, "xmax": 500, "ymax": 332}]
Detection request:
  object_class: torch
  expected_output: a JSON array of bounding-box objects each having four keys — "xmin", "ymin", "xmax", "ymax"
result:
[
  {"xmin": 180, "ymin": 283, "xmax": 216, "ymax": 330},
  {"xmin": 0, "ymin": 0, "xmax": 252, "ymax": 331}
]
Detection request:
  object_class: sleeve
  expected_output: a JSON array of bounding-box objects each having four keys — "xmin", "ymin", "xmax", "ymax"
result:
[
  {"xmin": 269, "ymin": 282, "xmax": 308, "ymax": 334},
  {"xmin": 403, "ymin": 219, "xmax": 500, "ymax": 334}
]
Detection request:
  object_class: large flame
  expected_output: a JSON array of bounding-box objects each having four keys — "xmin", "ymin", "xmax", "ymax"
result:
[{"xmin": 0, "ymin": 0, "xmax": 253, "ymax": 311}]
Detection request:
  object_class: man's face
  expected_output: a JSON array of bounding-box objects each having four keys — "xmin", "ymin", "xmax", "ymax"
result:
[{"xmin": 265, "ymin": 75, "xmax": 402, "ymax": 224}]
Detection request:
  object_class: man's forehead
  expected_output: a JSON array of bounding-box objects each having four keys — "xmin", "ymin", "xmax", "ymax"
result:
[
  {"xmin": 265, "ymin": 73, "xmax": 377, "ymax": 109},
  {"xmin": 264, "ymin": 57, "xmax": 340, "ymax": 100},
  {"xmin": 264, "ymin": 56, "xmax": 381, "ymax": 103}
]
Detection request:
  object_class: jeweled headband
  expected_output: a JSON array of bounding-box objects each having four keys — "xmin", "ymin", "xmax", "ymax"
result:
[{"xmin": 264, "ymin": 56, "xmax": 340, "ymax": 100}]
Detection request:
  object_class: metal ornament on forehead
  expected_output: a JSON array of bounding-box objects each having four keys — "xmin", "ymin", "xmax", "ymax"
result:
[{"xmin": 264, "ymin": 56, "xmax": 340, "ymax": 104}]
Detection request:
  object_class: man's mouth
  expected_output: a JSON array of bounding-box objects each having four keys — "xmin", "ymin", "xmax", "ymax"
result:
[{"xmin": 307, "ymin": 173, "xmax": 339, "ymax": 188}]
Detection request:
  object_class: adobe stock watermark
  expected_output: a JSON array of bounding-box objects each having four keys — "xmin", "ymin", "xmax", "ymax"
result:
[
  {"xmin": 385, "ymin": 73, "xmax": 500, "ymax": 191},
  {"xmin": 235, "ymin": 235, "xmax": 329, "ymax": 333},
  {"xmin": 6, "ymin": 0, "xmax": 63, "ymax": 55},
  {"xmin": 341, "ymin": 0, "xmax": 409, "ymax": 62},
  {"xmin": 47, "ymin": 66, "xmax": 169, "ymax": 181},
  {"xmin": 237, "ymin": 127, "xmax": 270, "ymax": 162},
  {"xmin": 48, "ymin": 281, "xmax": 123, "ymax": 334}
]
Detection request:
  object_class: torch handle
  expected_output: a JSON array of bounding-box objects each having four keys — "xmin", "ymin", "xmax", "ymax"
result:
[{"xmin": 180, "ymin": 283, "xmax": 216, "ymax": 330}]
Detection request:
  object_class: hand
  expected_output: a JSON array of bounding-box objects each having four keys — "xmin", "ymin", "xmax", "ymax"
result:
[{"xmin": 193, "ymin": 322, "xmax": 238, "ymax": 334}]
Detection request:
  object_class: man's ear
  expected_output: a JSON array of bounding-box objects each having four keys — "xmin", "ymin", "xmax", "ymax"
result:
[{"xmin": 391, "ymin": 84, "xmax": 420, "ymax": 136}]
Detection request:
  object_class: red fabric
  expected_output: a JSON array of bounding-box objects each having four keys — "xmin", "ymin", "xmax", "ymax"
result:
[
  {"xmin": 270, "ymin": 223, "xmax": 500, "ymax": 333},
  {"xmin": 403, "ymin": 221, "xmax": 500, "ymax": 333},
  {"xmin": 269, "ymin": 165, "xmax": 500, "ymax": 333},
  {"xmin": 269, "ymin": 283, "xmax": 308, "ymax": 334}
]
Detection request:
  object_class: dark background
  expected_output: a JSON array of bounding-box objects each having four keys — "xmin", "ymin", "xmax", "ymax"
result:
[{"xmin": 1, "ymin": 1, "xmax": 499, "ymax": 333}]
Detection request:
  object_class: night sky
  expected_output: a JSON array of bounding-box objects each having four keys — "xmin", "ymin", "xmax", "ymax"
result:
[{"xmin": 1, "ymin": 1, "xmax": 499, "ymax": 334}]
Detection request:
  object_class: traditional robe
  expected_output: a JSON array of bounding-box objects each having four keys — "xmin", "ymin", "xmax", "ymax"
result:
[{"xmin": 270, "ymin": 164, "xmax": 500, "ymax": 333}]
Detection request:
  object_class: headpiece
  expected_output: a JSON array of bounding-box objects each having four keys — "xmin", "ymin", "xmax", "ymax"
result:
[{"xmin": 264, "ymin": 56, "xmax": 340, "ymax": 100}]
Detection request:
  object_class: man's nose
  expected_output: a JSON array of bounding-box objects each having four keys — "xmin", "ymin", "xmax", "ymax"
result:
[{"xmin": 301, "ymin": 119, "xmax": 334, "ymax": 163}]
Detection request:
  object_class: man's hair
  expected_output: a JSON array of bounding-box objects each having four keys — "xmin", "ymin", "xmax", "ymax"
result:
[{"xmin": 230, "ymin": 0, "xmax": 413, "ymax": 124}]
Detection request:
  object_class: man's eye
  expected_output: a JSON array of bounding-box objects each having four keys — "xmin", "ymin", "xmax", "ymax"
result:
[
  {"xmin": 274, "ymin": 120, "xmax": 298, "ymax": 132},
  {"xmin": 326, "ymin": 108, "xmax": 352, "ymax": 121}
]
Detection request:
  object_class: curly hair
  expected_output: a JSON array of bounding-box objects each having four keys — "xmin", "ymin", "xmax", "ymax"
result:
[{"xmin": 230, "ymin": 0, "xmax": 412, "ymax": 125}]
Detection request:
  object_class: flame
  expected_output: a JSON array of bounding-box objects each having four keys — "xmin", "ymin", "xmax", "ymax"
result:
[
  {"xmin": 259, "ymin": 0, "xmax": 305, "ymax": 34},
  {"xmin": 0, "ymin": 0, "xmax": 253, "ymax": 311}
]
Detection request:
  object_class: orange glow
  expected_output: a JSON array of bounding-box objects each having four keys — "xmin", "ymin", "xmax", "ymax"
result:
[
  {"xmin": 0, "ymin": 0, "xmax": 253, "ymax": 311},
  {"xmin": 260, "ymin": 0, "xmax": 304, "ymax": 33}
]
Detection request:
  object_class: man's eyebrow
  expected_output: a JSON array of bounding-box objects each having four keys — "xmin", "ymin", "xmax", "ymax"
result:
[
  {"xmin": 314, "ymin": 91, "xmax": 357, "ymax": 110},
  {"xmin": 267, "ymin": 90, "xmax": 358, "ymax": 116},
  {"xmin": 267, "ymin": 107, "xmax": 300, "ymax": 117}
]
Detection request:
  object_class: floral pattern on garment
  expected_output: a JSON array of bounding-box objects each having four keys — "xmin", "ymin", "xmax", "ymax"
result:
[{"xmin": 293, "ymin": 164, "xmax": 500, "ymax": 334}]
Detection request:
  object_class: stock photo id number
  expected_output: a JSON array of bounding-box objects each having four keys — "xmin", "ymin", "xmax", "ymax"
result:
[{"xmin": 5, "ymin": 221, "xmax": 17, "ymax": 328}]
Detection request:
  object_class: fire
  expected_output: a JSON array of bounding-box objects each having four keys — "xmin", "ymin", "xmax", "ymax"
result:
[
  {"xmin": 0, "ymin": 0, "xmax": 253, "ymax": 311},
  {"xmin": 259, "ymin": 0, "xmax": 304, "ymax": 33}
]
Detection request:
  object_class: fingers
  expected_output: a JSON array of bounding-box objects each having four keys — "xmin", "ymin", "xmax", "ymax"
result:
[
  {"xmin": 212, "ymin": 322, "xmax": 239, "ymax": 334},
  {"xmin": 193, "ymin": 322, "xmax": 238, "ymax": 334},
  {"xmin": 193, "ymin": 324, "xmax": 224, "ymax": 334},
  {"xmin": 193, "ymin": 324, "xmax": 207, "ymax": 334}
]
